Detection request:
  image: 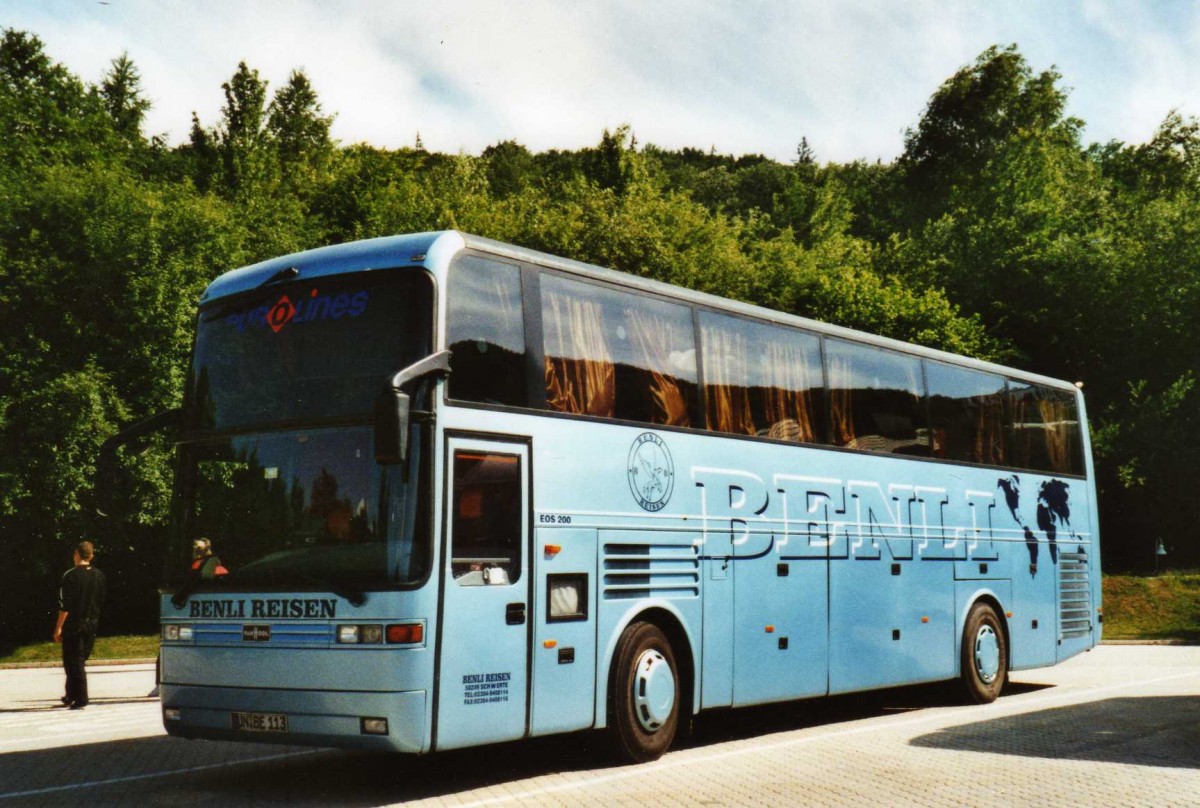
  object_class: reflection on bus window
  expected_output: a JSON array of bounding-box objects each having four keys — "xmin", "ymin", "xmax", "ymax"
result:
[
  {"xmin": 827, "ymin": 339, "xmax": 929, "ymax": 456},
  {"xmin": 927, "ymin": 362, "xmax": 1006, "ymax": 465},
  {"xmin": 1007, "ymin": 382, "xmax": 1083, "ymax": 475},
  {"xmin": 447, "ymin": 255, "xmax": 527, "ymax": 406},
  {"xmin": 541, "ymin": 274, "xmax": 697, "ymax": 426},
  {"xmin": 700, "ymin": 312, "xmax": 824, "ymax": 443},
  {"xmin": 175, "ymin": 427, "xmax": 421, "ymax": 588}
]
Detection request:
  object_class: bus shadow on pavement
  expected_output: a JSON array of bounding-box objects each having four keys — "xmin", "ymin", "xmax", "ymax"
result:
[
  {"xmin": 909, "ymin": 696, "xmax": 1200, "ymax": 769},
  {"xmin": 684, "ymin": 680, "xmax": 1053, "ymax": 749}
]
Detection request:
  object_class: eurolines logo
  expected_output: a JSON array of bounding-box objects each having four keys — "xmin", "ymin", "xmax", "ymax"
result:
[{"xmin": 228, "ymin": 288, "xmax": 370, "ymax": 332}]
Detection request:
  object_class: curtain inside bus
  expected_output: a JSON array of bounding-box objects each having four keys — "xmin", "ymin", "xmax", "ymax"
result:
[
  {"xmin": 700, "ymin": 312, "xmax": 822, "ymax": 442},
  {"xmin": 541, "ymin": 275, "xmax": 696, "ymax": 426}
]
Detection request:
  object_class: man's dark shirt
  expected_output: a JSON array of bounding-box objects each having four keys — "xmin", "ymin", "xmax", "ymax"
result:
[{"xmin": 59, "ymin": 565, "xmax": 106, "ymax": 633}]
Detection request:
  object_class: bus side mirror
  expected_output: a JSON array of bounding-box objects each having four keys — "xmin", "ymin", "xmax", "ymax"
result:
[
  {"xmin": 374, "ymin": 350, "xmax": 451, "ymax": 465},
  {"xmin": 96, "ymin": 407, "xmax": 183, "ymax": 516},
  {"xmin": 374, "ymin": 388, "xmax": 412, "ymax": 465}
]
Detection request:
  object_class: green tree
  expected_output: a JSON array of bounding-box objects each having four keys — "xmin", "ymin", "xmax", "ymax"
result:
[
  {"xmin": 267, "ymin": 69, "xmax": 334, "ymax": 192},
  {"xmin": 481, "ymin": 139, "xmax": 534, "ymax": 198},
  {"xmin": 98, "ymin": 52, "xmax": 150, "ymax": 144},
  {"xmin": 899, "ymin": 45, "xmax": 1080, "ymax": 226}
]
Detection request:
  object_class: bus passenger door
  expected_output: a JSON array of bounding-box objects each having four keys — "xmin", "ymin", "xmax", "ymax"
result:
[{"xmin": 435, "ymin": 438, "xmax": 530, "ymax": 750}]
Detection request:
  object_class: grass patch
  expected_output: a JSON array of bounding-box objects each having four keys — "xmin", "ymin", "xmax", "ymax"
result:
[
  {"xmin": 1103, "ymin": 573, "xmax": 1200, "ymax": 642},
  {"xmin": 1, "ymin": 635, "xmax": 159, "ymax": 664}
]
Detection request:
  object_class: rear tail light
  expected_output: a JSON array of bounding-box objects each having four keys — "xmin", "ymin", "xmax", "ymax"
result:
[{"xmin": 386, "ymin": 623, "xmax": 424, "ymax": 644}]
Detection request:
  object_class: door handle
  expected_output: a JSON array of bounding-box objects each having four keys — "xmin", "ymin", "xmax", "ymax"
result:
[{"xmin": 505, "ymin": 602, "xmax": 526, "ymax": 625}]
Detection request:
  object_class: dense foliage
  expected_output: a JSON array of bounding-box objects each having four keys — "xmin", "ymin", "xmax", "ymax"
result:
[{"xmin": 2, "ymin": 34, "xmax": 1196, "ymax": 646}]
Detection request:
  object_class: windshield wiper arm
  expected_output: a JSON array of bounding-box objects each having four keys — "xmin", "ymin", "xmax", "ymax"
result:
[
  {"xmin": 170, "ymin": 570, "xmax": 216, "ymax": 609},
  {"xmin": 221, "ymin": 567, "xmax": 368, "ymax": 607},
  {"xmin": 307, "ymin": 573, "xmax": 367, "ymax": 607}
]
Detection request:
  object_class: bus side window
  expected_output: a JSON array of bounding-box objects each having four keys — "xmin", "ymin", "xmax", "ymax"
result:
[
  {"xmin": 700, "ymin": 312, "xmax": 825, "ymax": 443},
  {"xmin": 926, "ymin": 362, "xmax": 1006, "ymax": 465},
  {"xmin": 541, "ymin": 274, "xmax": 698, "ymax": 427},
  {"xmin": 447, "ymin": 255, "xmax": 526, "ymax": 406},
  {"xmin": 451, "ymin": 451, "xmax": 522, "ymax": 585},
  {"xmin": 827, "ymin": 339, "xmax": 930, "ymax": 457},
  {"xmin": 1006, "ymin": 382, "xmax": 1083, "ymax": 475}
]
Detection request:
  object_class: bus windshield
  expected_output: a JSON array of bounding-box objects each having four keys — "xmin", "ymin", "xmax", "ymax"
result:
[
  {"xmin": 168, "ymin": 426, "xmax": 428, "ymax": 589},
  {"xmin": 172, "ymin": 269, "xmax": 434, "ymax": 591},
  {"xmin": 188, "ymin": 271, "xmax": 432, "ymax": 431}
]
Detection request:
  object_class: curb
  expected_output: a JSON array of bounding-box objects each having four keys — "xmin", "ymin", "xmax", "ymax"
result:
[
  {"xmin": 1101, "ymin": 639, "xmax": 1195, "ymax": 646},
  {"xmin": 0, "ymin": 658, "xmax": 156, "ymax": 670}
]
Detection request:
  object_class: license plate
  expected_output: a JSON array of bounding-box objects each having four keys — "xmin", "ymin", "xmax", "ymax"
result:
[{"xmin": 231, "ymin": 711, "xmax": 288, "ymax": 733}]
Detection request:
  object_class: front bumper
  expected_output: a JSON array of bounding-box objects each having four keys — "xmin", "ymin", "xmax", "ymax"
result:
[{"xmin": 161, "ymin": 683, "xmax": 427, "ymax": 753}]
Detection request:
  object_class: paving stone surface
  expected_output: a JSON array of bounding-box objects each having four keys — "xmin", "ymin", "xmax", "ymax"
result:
[{"xmin": 0, "ymin": 646, "xmax": 1196, "ymax": 806}]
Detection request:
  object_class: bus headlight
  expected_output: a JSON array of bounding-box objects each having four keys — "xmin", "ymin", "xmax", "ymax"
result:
[
  {"xmin": 337, "ymin": 624, "xmax": 384, "ymax": 644},
  {"xmin": 162, "ymin": 624, "xmax": 194, "ymax": 641}
]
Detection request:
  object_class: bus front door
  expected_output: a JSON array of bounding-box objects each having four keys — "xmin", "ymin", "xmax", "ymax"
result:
[{"xmin": 434, "ymin": 437, "xmax": 530, "ymax": 750}]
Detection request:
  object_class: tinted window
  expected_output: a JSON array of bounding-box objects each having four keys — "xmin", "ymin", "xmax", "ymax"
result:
[
  {"xmin": 447, "ymin": 254, "xmax": 526, "ymax": 406},
  {"xmin": 189, "ymin": 273, "xmax": 431, "ymax": 431},
  {"xmin": 926, "ymin": 362, "xmax": 1006, "ymax": 465},
  {"xmin": 541, "ymin": 274, "xmax": 697, "ymax": 426},
  {"xmin": 1007, "ymin": 382, "xmax": 1084, "ymax": 475},
  {"xmin": 827, "ymin": 340, "xmax": 929, "ymax": 456},
  {"xmin": 700, "ymin": 312, "xmax": 824, "ymax": 442},
  {"xmin": 171, "ymin": 427, "xmax": 430, "ymax": 588}
]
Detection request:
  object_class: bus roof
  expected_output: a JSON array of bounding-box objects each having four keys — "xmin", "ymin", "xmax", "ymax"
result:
[
  {"xmin": 200, "ymin": 231, "xmax": 466, "ymax": 303},
  {"xmin": 201, "ymin": 229, "xmax": 1079, "ymax": 393}
]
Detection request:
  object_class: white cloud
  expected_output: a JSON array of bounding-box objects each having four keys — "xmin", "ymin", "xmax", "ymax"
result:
[{"xmin": 3, "ymin": 0, "xmax": 1198, "ymax": 162}]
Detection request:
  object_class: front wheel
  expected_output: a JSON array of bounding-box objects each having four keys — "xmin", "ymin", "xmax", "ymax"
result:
[
  {"xmin": 609, "ymin": 622, "xmax": 679, "ymax": 763},
  {"xmin": 960, "ymin": 602, "xmax": 1007, "ymax": 704}
]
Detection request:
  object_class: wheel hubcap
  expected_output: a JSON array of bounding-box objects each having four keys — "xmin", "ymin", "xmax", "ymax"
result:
[
  {"xmin": 974, "ymin": 625, "xmax": 1000, "ymax": 684},
  {"xmin": 633, "ymin": 649, "xmax": 675, "ymax": 732}
]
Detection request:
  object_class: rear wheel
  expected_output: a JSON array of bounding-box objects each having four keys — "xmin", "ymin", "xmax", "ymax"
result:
[
  {"xmin": 610, "ymin": 622, "xmax": 679, "ymax": 763},
  {"xmin": 960, "ymin": 602, "xmax": 1007, "ymax": 704}
]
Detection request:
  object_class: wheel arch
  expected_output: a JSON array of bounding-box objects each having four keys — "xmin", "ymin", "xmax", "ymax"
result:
[{"xmin": 597, "ymin": 602, "xmax": 698, "ymax": 729}]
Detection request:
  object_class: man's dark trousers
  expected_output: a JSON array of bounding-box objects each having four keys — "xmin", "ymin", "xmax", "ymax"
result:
[{"xmin": 62, "ymin": 625, "xmax": 96, "ymax": 705}]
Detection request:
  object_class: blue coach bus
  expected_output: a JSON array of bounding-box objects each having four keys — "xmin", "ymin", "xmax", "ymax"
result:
[{"xmin": 155, "ymin": 231, "xmax": 1100, "ymax": 762}]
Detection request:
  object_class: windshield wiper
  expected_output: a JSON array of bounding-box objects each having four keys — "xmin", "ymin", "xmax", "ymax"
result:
[
  {"xmin": 223, "ymin": 567, "xmax": 368, "ymax": 607},
  {"xmin": 170, "ymin": 569, "xmax": 223, "ymax": 609},
  {"xmin": 298, "ymin": 572, "xmax": 367, "ymax": 607}
]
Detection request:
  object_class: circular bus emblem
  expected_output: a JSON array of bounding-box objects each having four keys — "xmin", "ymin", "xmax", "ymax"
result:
[{"xmin": 627, "ymin": 433, "xmax": 674, "ymax": 512}]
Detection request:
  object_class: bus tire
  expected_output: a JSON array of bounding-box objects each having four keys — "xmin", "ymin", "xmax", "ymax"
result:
[
  {"xmin": 960, "ymin": 601, "xmax": 1007, "ymax": 704},
  {"xmin": 609, "ymin": 621, "xmax": 679, "ymax": 763}
]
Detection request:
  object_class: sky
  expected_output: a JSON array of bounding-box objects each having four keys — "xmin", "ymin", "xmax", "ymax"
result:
[{"xmin": 3, "ymin": 0, "xmax": 1199, "ymax": 164}]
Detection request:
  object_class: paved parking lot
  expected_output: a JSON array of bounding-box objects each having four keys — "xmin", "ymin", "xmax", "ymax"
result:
[{"xmin": 0, "ymin": 645, "xmax": 1196, "ymax": 806}]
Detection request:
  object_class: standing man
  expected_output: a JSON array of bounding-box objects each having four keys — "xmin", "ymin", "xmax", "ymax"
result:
[{"xmin": 53, "ymin": 541, "xmax": 106, "ymax": 710}]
